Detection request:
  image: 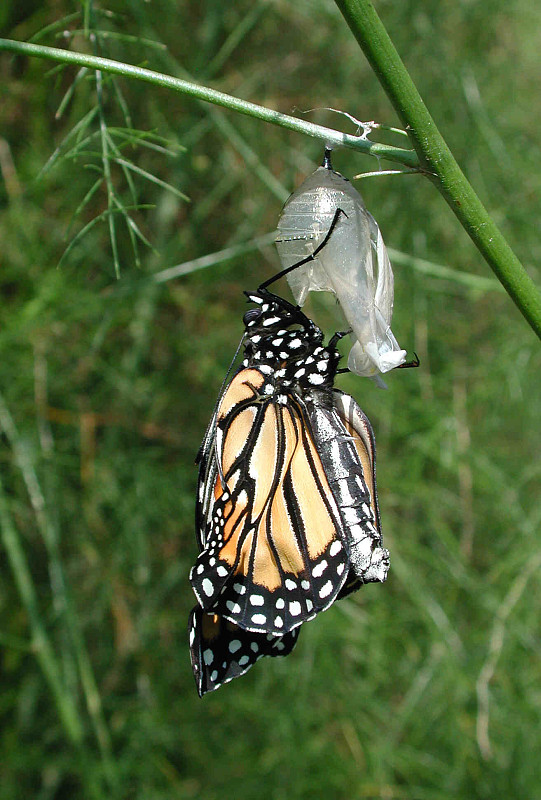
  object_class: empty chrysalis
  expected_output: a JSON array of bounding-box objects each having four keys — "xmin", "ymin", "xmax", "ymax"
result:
[{"xmin": 275, "ymin": 149, "xmax": 407, "ymax": 378}]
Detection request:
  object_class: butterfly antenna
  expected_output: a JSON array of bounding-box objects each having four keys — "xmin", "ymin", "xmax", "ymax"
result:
[{"xmin": 263, "ymin": 206, "xmax": 348, "ymax": 291}]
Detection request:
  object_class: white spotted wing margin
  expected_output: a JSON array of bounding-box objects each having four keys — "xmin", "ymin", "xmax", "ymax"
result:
[{"xmin": 189, "ymin": 605, "xmax": 300, "ymax": 697}]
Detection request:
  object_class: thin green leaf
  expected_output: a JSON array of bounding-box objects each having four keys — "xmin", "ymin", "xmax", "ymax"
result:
[
  {"xmin": 59, "ymin": 203, "xmax": 152, "ymax": 270},
  {"xmin": 387, "ymin": 248, "xmax": 505, "ymax": 293},
  {"xmin": 124, "ymin": 213, "xmax": 154, "ymax": 250},
  {"xmin": 108, "ymin": 127, "xmax": 185, "ymax": 157},
  {"xmin": 61, "ymin": 28, "xmax": 168, "ymax": 51},
  {"xmin": 204, "ymin": 0, "xmax": 269, "ymax": 78},
  {"xmin": 58, "ymin": 212, "xmax": 106, "ymax": 269},
  {"xmin": 28, "ymin": 12, "xmax": 82, "ymax": 43},
  {"xmin": 66, "ymin": 176, "xmax": 104, "ymax": 236},
  {"xmin": 122, "ymin": 207, "xmax": 141, "ymax": 268},
  {"xmin": 111, "ymin": 158, "xmax": 190, "ymax": 202},
  {"xmin": 37, "ymin": 107, "xmax": 99, "ymax": 179},
  {"xmin": 110, "ymin": 75, "xmax": 133, "ymax": 129},
  {"xmin": 105, "ymin": 131, "xmax": 138, "ymax": 206},
  {"xmin": 154, "ymin": 232, "xmax": 277, "ymax": 282},
  {"xmin": 55, "ymin": 66, "xmax": 89, "ymax": 120}
]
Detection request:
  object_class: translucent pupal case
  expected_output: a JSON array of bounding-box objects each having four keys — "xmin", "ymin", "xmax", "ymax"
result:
[{"xmin": 275, "ymin": 157, "xmax": 406, "ymax": 377}]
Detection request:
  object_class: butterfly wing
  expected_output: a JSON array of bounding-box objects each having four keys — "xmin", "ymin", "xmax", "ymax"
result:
[
  {"xmin": 188, "ymin": 605, "xmax": 300, "ymax": 697},
  {"xmin": 190, "ymin": 367, "xmax": 351, "ymax": 636},
  {"xmin": 195, "ymin": 404, "xmax": 220, "ymax": 552}
]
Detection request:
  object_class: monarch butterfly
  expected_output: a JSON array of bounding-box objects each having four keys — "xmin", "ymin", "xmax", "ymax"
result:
[{"xmin": 188, "ymin": 211, "xmax": 389, "ymax": 696}]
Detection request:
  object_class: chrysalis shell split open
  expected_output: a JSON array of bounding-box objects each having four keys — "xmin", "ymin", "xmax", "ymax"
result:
[{"xmin": 275, "ymin": 158, "xmax": 406, "ymax": 377}]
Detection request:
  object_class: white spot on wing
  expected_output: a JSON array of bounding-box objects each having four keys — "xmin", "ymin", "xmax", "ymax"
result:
[
  {"xmin": 250, "ymin": 594, "xmax": 264, "ymax": 606},
  {"xmin": 319, "ymin": 580, "xmax": 333, "ymax": 599},
  {"xmin": 312, "ymin": 560, "xmax": 328, "ymax": 578},
  {"xmin": 330, "ymin": 540, "xmax": 342, "ymax": 556}
]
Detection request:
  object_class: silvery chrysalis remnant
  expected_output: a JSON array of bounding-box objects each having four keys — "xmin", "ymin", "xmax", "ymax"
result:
[{"xmin": 275, "ymin": 149, "xmax": 407, "ymax": 378}]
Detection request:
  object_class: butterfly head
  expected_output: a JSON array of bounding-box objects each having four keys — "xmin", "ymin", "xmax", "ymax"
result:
[{"xmin": 241, "ymin": 289, "xmax": 341, "ymax": 391}]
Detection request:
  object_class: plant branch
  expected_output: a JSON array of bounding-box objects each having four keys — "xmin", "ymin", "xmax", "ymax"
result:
[
  {"xmin": 2, "ymin": 32, "xmax": 540, "ymax": 336},
  {"xmin": 333, "ymin": 0, "xmax": 541, "ymax": 340},
  {"xmin": 0, "ymin": 37, "xmax": 417, "ymax": 168}
]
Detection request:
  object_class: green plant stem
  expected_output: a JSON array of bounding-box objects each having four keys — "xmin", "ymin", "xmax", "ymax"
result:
[
  {"xmin": 333, "ymin": 0, "xmax": 541, "ymax": 340},
  {"xmin": 0, "ymin": 37, "xmax": 416, "ymax": 167}
]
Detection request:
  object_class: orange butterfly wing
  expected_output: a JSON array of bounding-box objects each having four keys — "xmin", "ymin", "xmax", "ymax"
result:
[{"xmin": 190, "ymin": 367, "xmax": 351, "ymax": 635}]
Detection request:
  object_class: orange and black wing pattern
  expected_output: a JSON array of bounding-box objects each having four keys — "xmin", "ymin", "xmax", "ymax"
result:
[
  {"xmin": 190, "ymin": 366, "xmax": 351, "ymax": 635},
  {"xmin": 188, "ymin": 288, "xmax": 389, "ymax": 695}
]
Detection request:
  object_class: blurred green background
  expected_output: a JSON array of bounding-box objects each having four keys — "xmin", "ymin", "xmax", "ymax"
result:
[{"xmin": 1, "ymin": 1, "xmax": 540, "ymax": 798}]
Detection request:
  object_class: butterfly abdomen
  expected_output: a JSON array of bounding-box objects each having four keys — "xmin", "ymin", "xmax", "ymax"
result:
[{"xmin": 304, "ymin": 393, "xmax": 389, "ymax": 584}]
